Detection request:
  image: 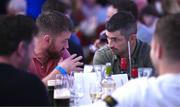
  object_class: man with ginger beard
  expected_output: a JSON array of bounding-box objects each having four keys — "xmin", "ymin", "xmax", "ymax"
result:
[{"xmin": 28, "ymin": 10, "xmax": 83, "ymax": 85}]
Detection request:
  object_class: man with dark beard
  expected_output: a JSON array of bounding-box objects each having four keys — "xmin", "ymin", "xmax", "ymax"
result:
[
  {"xmin": 93, "ymin": 11, "xmax": 152, "ymax": 77},
  {"xmin": 28, "ymin": 10, "xmax": 83, "ymax": 85}
]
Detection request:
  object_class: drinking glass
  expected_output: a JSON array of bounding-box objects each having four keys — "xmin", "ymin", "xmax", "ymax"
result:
[
  {"xmin": 138, "ymin": 67, "xmax": 153, "ymax": 77},
  {"xmin": 93, "ymin": 65, "xmax": 105, "ymax": 82},
  {"xmin": 54, "ymin": 74, "xmax": 71, "ymax": 107},
  {"xmin": 73, "ymin": 72, "xmax": 85, "ymax": 106},
  {"xmin": 89, "ymin": 82, "xmax": 102, "ymax": 103}
]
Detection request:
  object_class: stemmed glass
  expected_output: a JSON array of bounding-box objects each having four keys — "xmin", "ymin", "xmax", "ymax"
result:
[
  {"xmin": 91, "ymin": 65, "xmax": 105, "ymax": 102},
  {"xmin": 89, "ymin": 82, "xmax": 102, "ymax": 103}
]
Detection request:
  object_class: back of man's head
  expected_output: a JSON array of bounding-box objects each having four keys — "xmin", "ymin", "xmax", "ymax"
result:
[
  {"xmin": 108, "ymin": 0, "xmax": 138, "ymax": 20},
  {"xmin": 106, "ymin": 11, "xmax": 137, "ymax": 38},
  {"xmin": 0, "ymin": 15, "xmax": 38, "ymax": 56},
  {"xmin": 36, "ymin": 10, "xmax": 73, "ymax": 35},
  {"xmin": 0, "ymin": 0, "xmax": 10, "ymax": 14},
  {"xmin": 155, "ymin": 13, "xmax": 180, "ymax": 61}
]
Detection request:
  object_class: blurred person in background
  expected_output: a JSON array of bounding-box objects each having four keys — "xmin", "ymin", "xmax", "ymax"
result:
[
  {"xmin": 161, "ymin": 0, "xmax": 180, "ymax": 15},
  {"xmin": 134, "ymin": 0, "xmax": 148, "ymax": 15},
  {"xmin": 89, "ymin": 30, "xmax": 108, "ymax": 55},
  {"xmin": 6, "ymin": 0, "xmax": 27, "ymax": 15},
  {"xmin": 147, "ymin": 0, "xmax": 164, "ymax": 16},
  {"xmin": 28, "ymin": 10, "xmax": 83, "ymax": 85},
  {"xmin": 0, "ymin": 0, "xmax": 26, "ymax": 15},
  {"xmin": 71, "ymin": 0, "xmax": 86, "ymax": 27},
  {"xmin": 76, "ymin": 0, "xmax": 107, "ymax": 63},
  {"xmin": 93, "ymin": 11, "xmax": 153, "ymax": 77},
  {"xmin": 139, "ymin": 5, "xmax": 159, "ymax": 40},
  {"xmin": 81, "ymin": 0, "xmax": 107, "ymax": 31},
  {"xmin": 0, "ymin": 15, "xmax": 50, "ymax": 106},
  {"xmin": 91, "ymin": 30, "xmax": 108, "ymax": 52},
  {"xmin": 91, "ymin": 13, "xmax": 180, "ymax": 107},
  {"xmin": 129, "ymin": 0, "xmax": 154, "ymax": 44}
]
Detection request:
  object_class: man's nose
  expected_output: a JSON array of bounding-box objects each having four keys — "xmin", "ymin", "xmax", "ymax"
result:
[{"xmin": 108, "ymin": 40, "xmax": 114, "ymax": 49}]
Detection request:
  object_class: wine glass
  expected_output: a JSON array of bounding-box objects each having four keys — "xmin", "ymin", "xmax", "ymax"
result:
[
  {"xmin": 89, "ymin": 82, "xmax": 102, "ymax": 103},
  {"xmin": 89, "ymin": 82, "xmax": 97, "ymax": 103}
]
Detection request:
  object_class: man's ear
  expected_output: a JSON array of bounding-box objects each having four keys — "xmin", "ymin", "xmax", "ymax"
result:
[
  {"xmin": 129, "ymin": 34, "xmax": 137, "ymax": 45},
  {"xmin": 129, "ymin": 34, "xmax": 136, "ymax": 41},
  {"xmin": 43, "ymin": 34, "xmax": 52, "ymax": 46},
  {"xmin": 152, "ymin": 39, "xmax": 163, "ymax": 60},
  {"xmin": 16, "ymin": 41, "xmax": 27, "ymax": 57},
  {"xmin": 157, "ymin": 41, "xmax": 163, "ymax": 60}
]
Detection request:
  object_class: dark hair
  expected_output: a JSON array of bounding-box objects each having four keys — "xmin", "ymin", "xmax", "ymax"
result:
[
  {"xmin": 161, "ymin": 0, "xmax": 180, "ymax": 15},
  {"xmin": 108, "ymin": 0, "xmax": 138, "ymax": 20},
  {"xmin": 106, "ymin": 11, "xmax": 137, "ymax": 38},
  {"xmin": 41, "ymin": 0, "xmax": 70, "ymax": 14},
  {"xmin": 0, "ymin": 0, "xmax": 10, "ymax": 14},
  {"xmin": 0, "ymin": 15, "xmax": 38, "ymax": 56},
  {"xmin": 155, "ymin": 13, "xmax": 180, "ymax": 61},
  {"xmin": 36, "ymin": 10, "xmax": 73, "ymax": 35}
]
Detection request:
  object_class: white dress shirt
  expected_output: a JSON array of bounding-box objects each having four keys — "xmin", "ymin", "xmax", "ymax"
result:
[
  {"xmin": 113, "ymin": 74, "xmax": 180, "ymax": 107},
  {"xmin": 88, "ymin": 74, "xmax": 180, "ymax": 107}
]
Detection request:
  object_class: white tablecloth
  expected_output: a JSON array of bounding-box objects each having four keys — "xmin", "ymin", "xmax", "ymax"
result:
[{"xmin": 74, "ymin": 72, "xmax": 128, "ymax": 105}]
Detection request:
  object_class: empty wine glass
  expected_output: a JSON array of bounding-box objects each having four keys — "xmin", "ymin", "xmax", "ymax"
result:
[{"xmin": 89, "ymin": 82, "xmax": 102, "ymax": 103}]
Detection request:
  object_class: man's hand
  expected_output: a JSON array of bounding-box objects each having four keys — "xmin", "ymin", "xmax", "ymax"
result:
[
  {"xmin": 58, "ymin": 54, "xmax": 83, "ymax": 73},
  {"xmin": 42, "ymin": 54, "xmax": 83, "ymax": 85}
]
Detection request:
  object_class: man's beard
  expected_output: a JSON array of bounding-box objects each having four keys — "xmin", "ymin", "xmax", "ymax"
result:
[
  {"xmin": 46, "ymin": 49, "xmax": 60, "ymax": 59},
  {"xmin": 46, "ymin": 43, "xmax": 61, "ymax": 59},
  {"xmin": 112, "ymin": 48, "xmax": 128, "ymax": 58},
  {"xmin": 112, "ymin": 48, "xmax": 120, "ymax": 57}
]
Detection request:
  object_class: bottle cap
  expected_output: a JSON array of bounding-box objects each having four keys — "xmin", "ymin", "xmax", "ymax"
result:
[
  {"xmin": 120, "ymin": 58, "xmax": 127, "ymax": 70},
  {"xmin": 105, "ymin": 62, "xmax": 112, "ymax": 75},
  {"xmin": 131, "ymin": 67, "xmax": 138, "ymax": 78}
]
